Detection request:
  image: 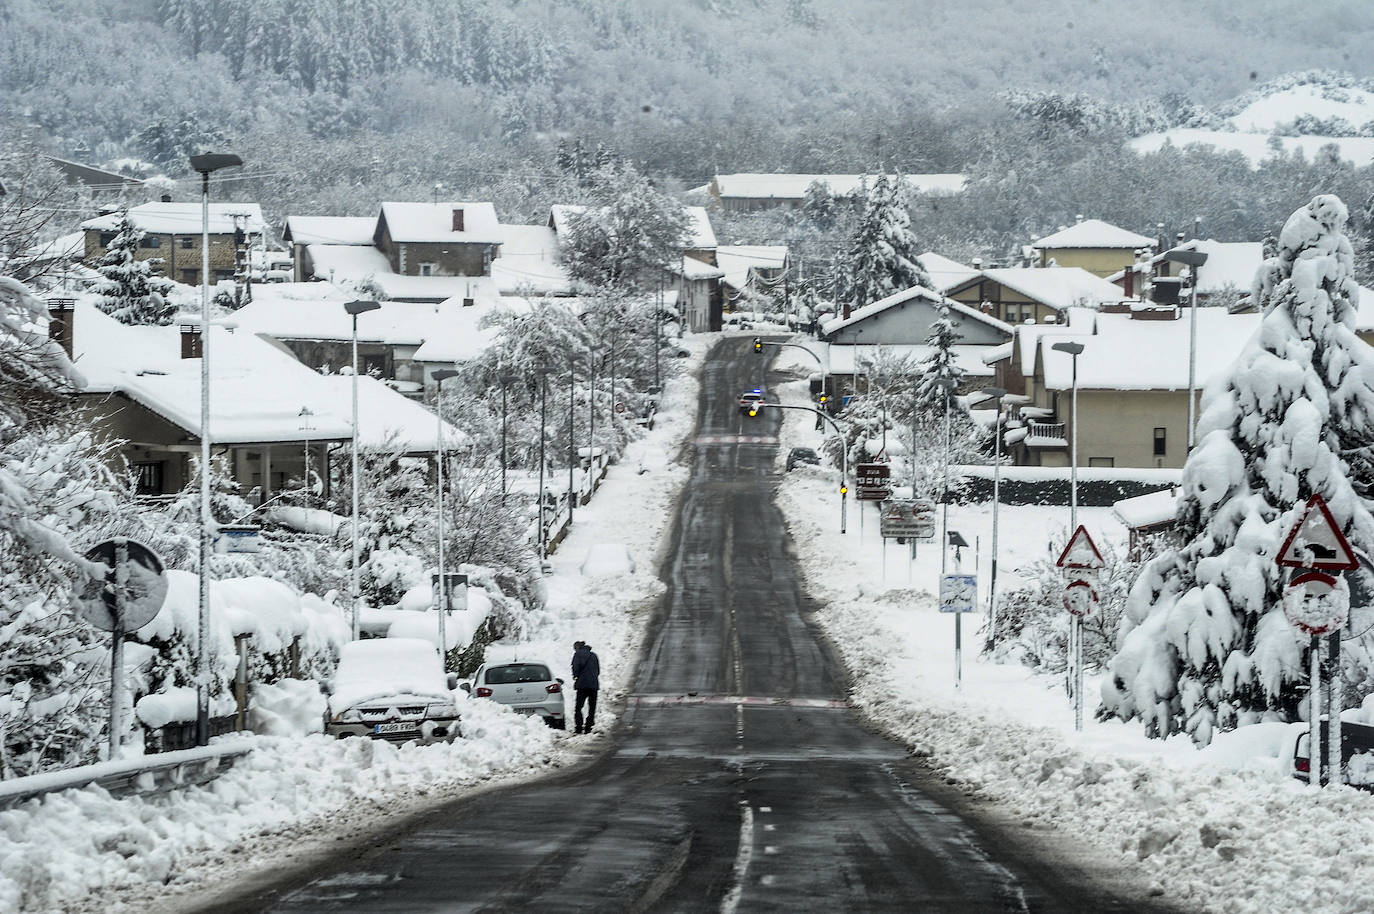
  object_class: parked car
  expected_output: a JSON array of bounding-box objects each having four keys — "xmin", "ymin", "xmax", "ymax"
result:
[
  {"xmin": 786, "ymin": 447, "xmax": 821, "ymax": 470},
  {"xmin": 324, "ymin": 638, "xmax": 460, "ymax": 744},
  {"xmin": 1286, "ymin": 718, "xmax": 1374, "ymax": 787},
  {"xmin": 462, "ymin": 661, "xmax": 566, "ymax": 729},
  {"xmin": 739, "ymin": 389, "xmax": 765, "ymax": 413}
]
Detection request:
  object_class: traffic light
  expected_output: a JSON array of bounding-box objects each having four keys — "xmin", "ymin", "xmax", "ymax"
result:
[
  {"xmin": 753, "ymin": 337, "xmax": 762, "ymax": 353},
  {"xmin": 748, "ymin": 404, "xmax": 759, "ymax": 417},
  {"xmin": 818, "ymin": 393, "xmax": 828, "ymax": 406},
  {"xmin": 840, "ymin": 484, "xmax": 848, "ymax": 495}
]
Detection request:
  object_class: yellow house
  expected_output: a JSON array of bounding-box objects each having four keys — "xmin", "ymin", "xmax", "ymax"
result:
[
  {"xmin": 1032, "ymin": 219, "xmax": 1155, "ymax": 278},
  {"xmin": 991, "ymin": 304, "xmax": 1261, "ymax": 469}
]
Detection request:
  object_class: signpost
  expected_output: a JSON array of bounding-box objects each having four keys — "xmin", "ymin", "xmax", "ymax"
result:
[
  {"xmin": 1055, "ymin": 525, "xmax": 1104, "ymax": 732},
  {"xmin": 855, "ymin": 462, "xmax": 891, "ymax": 502},
  {"xmin": 214, "ymin": 524, "xmax": 262, "ymax": 554},
  {"xmin": 74, "ymin": 538, "xmax": 168, "ymax": 758},
  {"xmin": 1277, "ymin": 494, "xmax": 1358, "ymax": 786},
  {"xmin": 879, "ymin": 498, "xmax": 936, "ymax": 541},
  {"xmin": 940, "ymin": 574, "xmax": 978, "ymax": 614}
]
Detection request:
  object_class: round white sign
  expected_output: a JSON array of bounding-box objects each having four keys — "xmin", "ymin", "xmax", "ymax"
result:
[{"xmin": 1282, "ymin": 571, "xmax": 1349, "ymax": 636}]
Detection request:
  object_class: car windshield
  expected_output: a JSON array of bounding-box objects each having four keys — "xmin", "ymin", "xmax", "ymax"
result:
[
  {"xmin": 485, "ymin": 663, "xmax": 552, "ymax": 684},
  {"xmin": 792, "ymin": 448, "xmax": 817, "ymax": 458}
]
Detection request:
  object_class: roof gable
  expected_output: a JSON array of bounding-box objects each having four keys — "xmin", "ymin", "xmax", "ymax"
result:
[
  {"xmin": 1033, "ymin": 219, "xmax": 1154, "ymax": 250},
  {"xmin": 376, "ymin": 202, "xmax": 501, "ymax": 244}
]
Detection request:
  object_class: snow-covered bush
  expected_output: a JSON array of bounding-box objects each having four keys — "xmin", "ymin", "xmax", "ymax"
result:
[{"xmin": 1101, "ymin": 194, "xmax": 1374, "ymax": 745}]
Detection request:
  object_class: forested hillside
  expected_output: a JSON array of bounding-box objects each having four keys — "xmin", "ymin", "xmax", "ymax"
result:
[{"xmin": 4, "ymin": 0, "xmax": 1374, "ymax": 262}]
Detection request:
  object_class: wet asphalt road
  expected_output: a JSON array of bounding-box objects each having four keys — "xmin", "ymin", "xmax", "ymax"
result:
[{"xmin": 201, "ymin": 338, "xmax": 1188, "ymax": 913}]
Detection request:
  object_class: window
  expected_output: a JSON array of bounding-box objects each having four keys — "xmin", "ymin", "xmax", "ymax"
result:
[
  {"xmin": 485, "ymin": 664, "xmax": 551, "ymax": 685},
  {"xmin": 362, "ymin": 354, "xmax": 387, "ymax": 377},
  {"xmin": 419, "ymin": 262, "xmax": 436, "ymax": 277},
  {"xmin": 141, "ymin": 235, "xmax": 161, "ymax": 249},
  {"xmin": 181, "ymin": 269, "xmax": 199, "ymax": 284},
  {"xmin": 99, "ymin": 233, "xmax": 115, "ymax": 247},
  {"xmin": 132, "ymin": 461, "xmax": 164, "ymax": 495},
  {"xmin": 1153, "ymin": 427, "xmax": 1167, "ymax": 456},
  {"xmin": 1089, "ymin": 457, "xmax": 1115, "ymax": 468},
  {"xmin": 214, "ymin": 269, "xmax": 234, "ymax": 281},
  {"xmin": 180, "ymin": 237, "xmax": 193, "ymax": 249}
]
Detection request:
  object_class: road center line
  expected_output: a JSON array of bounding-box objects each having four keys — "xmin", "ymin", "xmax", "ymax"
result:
[{"xmin": 719, "ymin": 800, "xmax": 755, "ymax": 914}]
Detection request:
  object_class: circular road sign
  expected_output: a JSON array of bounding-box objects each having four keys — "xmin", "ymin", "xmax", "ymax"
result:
[
  {"xmin": 1282, "ymin": 570, "xmax": 1349, "ymax": 636},
  {"xmin": 73, "ymin": 538, "xmax": 168, "ymax": 633},
  {"xmin": 615, "ymin": 401, "xmax": 626, "ymax": 414},
  {"xmin": 1062, "ymin": 577, "xmax": 1098, "ymax": 618}
]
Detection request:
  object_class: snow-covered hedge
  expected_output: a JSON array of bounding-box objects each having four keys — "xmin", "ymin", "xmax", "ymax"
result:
[{"xmin": 955, "ymin": 465, "xmax": 1180, "ymax": 507}]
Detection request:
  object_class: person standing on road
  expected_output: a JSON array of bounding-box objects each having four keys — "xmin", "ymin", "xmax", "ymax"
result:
[{"xmin": 571, "ymin": 641, "xmax": 600, "ymax": 734}]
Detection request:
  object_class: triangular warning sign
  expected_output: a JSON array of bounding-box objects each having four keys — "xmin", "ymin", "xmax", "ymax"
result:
[
  {"xmin": 1277, "ymin": 493, "xmax": 1359, "ymax": 571},
  {"xmin": 1056, "ymin": 525, "xmax": 1105, "ymax": 569}
]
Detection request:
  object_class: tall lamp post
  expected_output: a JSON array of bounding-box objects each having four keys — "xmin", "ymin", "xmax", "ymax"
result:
[
  {"xmin": 188, "ymin": 151, "xmax": 241, "ymax": 748},
  {"xmin": 432, "ymin": 368, "xmax": 459, "ymax": 666},
  {"xmin": 980, "ymin": 387, "xmax": 1007, "ymax": 650},
  {"xmin": 1051, "ymin": 340, "xmax": 1086, "ymax": 732},
  {"xmin": 343, "ymin": 299, "xmax": 381, "ymax": 641},
  {"xmin": 568, "ymin": 355, "xmax": 579, "ymax": 525},
  {"xmin": 1162, "ymin": 248, "xmax": 1208, "ymax": 451},
  {"xmin": 538, "ymin": 364, "xmax": 549, "ymax": 561},
  {"xmin": 499, "ymin": 371, "xmax": 517, "ymax": 501}
]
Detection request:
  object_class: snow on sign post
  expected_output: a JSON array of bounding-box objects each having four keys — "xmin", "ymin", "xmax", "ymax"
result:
[
  {"xmin": 1055, "ymin": 525, "xmax": 1104, "ymax": 733},
  {"xmin": 73, "ymin": 538, "xmax": 168, "ymax": 759},
  {"xmin": 1276, "ymin": 494, "xmax": 1359, "ymax": 787},
  {"xmin": 939, "ymin": 574, "xmax": 978, "ymax": 613}
]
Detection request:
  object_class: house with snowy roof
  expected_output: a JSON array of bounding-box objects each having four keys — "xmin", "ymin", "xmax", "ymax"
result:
[
  {"xmin": 52, "ymin": 298, "xmax": 463, "ymax": 501},
  {"xmin": 944, "ymin": 266, "xmax": 1127, "ymax": 327},
  {"xmin": 717, "ymin": 245, "xmax": 789, "ymax": 303},
  {"xmin": 281, "ymin": 203, "xmax": 571, "ymax": 303},
  {"xmin": 987, "ymin": 304, "xmax": 1261, "ymax": 469},
  {"xmin": 697, "ymin": 173, "xmax": 967, "ymax": 213},
  {"xmin": 803, "ymin": 285, "xmax": 1011, "ymax": 398},
  {"xmin": 1030, "ymin": 218, "xmax": 1155, "ymax": 278},
  {"xmin": 1107, "ymin": 239, "xmax": 1264, "ymax": 308},
  {"xmin": 81, "ymin": 201, "xmax": 265, "ymax": 286},
  {"xmin": 915, "ymin": 252, "xmax": 979, "ymax": 293}
]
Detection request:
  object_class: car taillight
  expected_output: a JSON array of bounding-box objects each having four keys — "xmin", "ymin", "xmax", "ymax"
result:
[
  {"xmin": 476, "ymin": 687, "xmax": 493, "ymax": 698},
  {"xmin": 1296, "ymin": 757, "xmax": 1310, "ymax": 773},
  {"xmin": 546, "ymin": 683, "xmax": 562, "ymax": 694}
]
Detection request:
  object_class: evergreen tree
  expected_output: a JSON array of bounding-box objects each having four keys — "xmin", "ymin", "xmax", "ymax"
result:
[
  {"xmin": 914, "ymin": 303, "xmax": 967, "ymax": 413},
  {"xmin": 844, "ymin": 173, "xmax": 932, "ymax": 311},
  {"xmin": 1101, "ymin": 195, "xmax": 1374, "ymax": 745},
  {"xmin": 93, "ymin": 210, "xmax": 175, "ymax": 326},
  {"xmin": 560, "ymin": 162, "xmax": 691, "ymax": 291},
  {"xmin": 801, "ymin": 179, "xmax": 836, "ymax": 229}
]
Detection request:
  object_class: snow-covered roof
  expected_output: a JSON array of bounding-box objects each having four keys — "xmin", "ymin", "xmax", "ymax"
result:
[
  {"xmin": 711, "ymin": 173, "xmax": 967, "ymax": 199},
  {"xmin": 1108, "ymin": 239, "xmax": 1264, "ymax": 296},
  {"xmin": 674, "ymin": 255, "xmax": 725, "ymax": 281},
  {"xmin": 1011, "ymin": 308, "xmax": 1096, "ymax": 376},
  {"xmin": 917, "ymin": 251, "xmax": 979, "ymax": 292},
  {"xmin": 492, "ymin": 224, "xmax": 571, "ymax": 295},
  {"xmin": 303, "ymin": 244, "xmax": 502, "ymax": 302},
  {"xmin": 318, "ymin": 375, "xmax": 467, "ymax": 452},
  {"xmin": 822, "ymin": 285, "xmax": 1013, "ymax": 337},
  {"xmin": 966, "ymin": 267, "xmax": 1127, "ymax": 312},
  {"xmin": 683, "ymin": 206, "xmax": 717, "ymax": 250},
  {"xmin": 1032, "ymin": 219, "xmax": 1154, "ymax": 250},
  {"xmin": 716, "ymin": 245, "xmax": 787, "ymax": 291},
  {"xmin": 803, "ymin": 341, "xmax": 995, "ymax": 378},
  {"xmin": 1113, "ymin": 488, "xmax": 1180, "ymax": 529},
  {"xmin": 377, "ymin": 202, "xmax": 502, "ymax": 244},
  {"xmin": 282, "ymin": 215, "xmax": 376, "ymax": 246},
  {"xmin": 82, "ymin": 202, "xmax": 266, "ymax": 237},
  {"xmin": 1039, "ymin": 309, "xmax": 1261, "ymax": 392}
]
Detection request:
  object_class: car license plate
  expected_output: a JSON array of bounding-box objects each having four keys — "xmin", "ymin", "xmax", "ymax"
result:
[
  {"xmin": 515, "ymin": 707, "xmax": 538, "ymax": 715},
  {"xmin": 374, "ymin": 722, "xmax": 418, "ymax": 735}
]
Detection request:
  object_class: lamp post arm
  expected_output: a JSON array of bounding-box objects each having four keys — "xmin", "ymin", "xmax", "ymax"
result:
[{"xmin": 757, "ymin": 340, "xmax": 826, "ymax": 375}]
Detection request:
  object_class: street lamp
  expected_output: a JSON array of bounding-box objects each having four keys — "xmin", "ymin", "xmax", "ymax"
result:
[
  {"xmin": 432, "ymin": 368, "xmax": 459, "ymax": 666},
  {"xmin": 298, "ymin": 407, "xmax": 315, "ymax": 498},
  {"xmin": 1051, "ymin": 340, "xmax": 1085, "ymax": 732},
  {"xmin": 568, "ymin": 355, "xmax": 579, "ymax": 526},
  {"xmin": 343, "ymin": 298, "xmax": 381, "ymax": 641},
  {"xmin": 188, "ymin": 151, "xmax": 241, "ymax": 748},
  {"xmin": 1162, "ymin": 248, "xmax": 1208, "ymax": 450},
  {"xmin": 499, "ymin": 371, "xmax": 517, "ymax": 500},
  {"xmin": 537, "ymin": 364, "xmax": 549, "ymax": 561},
  {"xmin": 980, "ymin": 386, "xmax": 1007, "ymax": 650}
]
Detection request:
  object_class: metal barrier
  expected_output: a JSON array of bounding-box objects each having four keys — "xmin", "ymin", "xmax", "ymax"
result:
[{"xmin": 0, "ymin": 739, "xmax": 254, "ymax": 810}]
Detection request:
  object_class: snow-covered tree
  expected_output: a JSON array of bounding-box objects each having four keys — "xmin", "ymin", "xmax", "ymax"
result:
[
  {"xmin": 560, "ymin": 162, "xmax": 692, "ymax": 291},
  {"xmin": 844, "ymin": 173, "xmax": 931, "ymax": 311},
  {"xmin": 914, "ymin": 303, "xmax": 968, "ymax": 413},
  {"xmin": 1102, "ymin": 194, "xmax": 1374, "ymax": 745},
  {"xmin": 93, "ymin": 210, "xmax": 175, "ymax": 326}
]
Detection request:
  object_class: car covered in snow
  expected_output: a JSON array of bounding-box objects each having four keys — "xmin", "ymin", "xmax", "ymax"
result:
[
  {"xmin": 324, "ymin": 638, "xmax": 461, "ymax": 744},
  {"xmin": 462, "ymin": 661, "xmax": 566, "ymax": 729}
]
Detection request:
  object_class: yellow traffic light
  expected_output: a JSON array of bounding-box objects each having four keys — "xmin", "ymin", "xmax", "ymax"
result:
[
  {"xmin": 753, "ymin": 338, "xmax": 762, "ymax": 353},
  {"xmin": 840, "ymin": 484, "xmax": 848, "ymax": 495},
  {"xmin": 819, "ymin": 394, "xmax": 827, "ymax": 404},
  {"xmin": 748, "ymin": 405, "xmax": 758, "ymax": 417}
]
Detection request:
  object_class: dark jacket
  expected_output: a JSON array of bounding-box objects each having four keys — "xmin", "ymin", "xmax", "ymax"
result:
[{"xmin": 571, "ymin": 647, "xmax": 600, "ymax": 690}]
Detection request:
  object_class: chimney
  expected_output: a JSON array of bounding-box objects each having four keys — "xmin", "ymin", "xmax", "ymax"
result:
[
  {"xmin": 47, "ymin": 298, "xmax": 76, "ymax": 359},
  {"xmin": 1075, "ymin": 213, "xmax": 1083, "ymax": 223},
  {"xmin": 180, "ymin": 325, "xmax": 202, "ymax": 359},
  {"xmin": 972, "ymin": 257, "xmax": 982, "ymax": 270},
  {"xmin": 1123, "ymin": 266, "xmax": 1134, "ymax": 298},
  {"xmin": 161, "ymin": 194, "xmax": 172, "ymax": 203},
  {"xmin": 451, "ymin": 208, "xmax": 465, "ymax": 232}
]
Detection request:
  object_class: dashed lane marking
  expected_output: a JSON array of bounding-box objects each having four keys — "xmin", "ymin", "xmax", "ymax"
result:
[{"xmin": 693, "ymin": 434, "xmax": 780, "ymax": 445}]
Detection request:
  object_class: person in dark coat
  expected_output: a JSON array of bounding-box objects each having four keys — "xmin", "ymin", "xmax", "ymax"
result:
[{"xmin": 571, "ymin": 641, "xmax": 600, "ymax": 734}]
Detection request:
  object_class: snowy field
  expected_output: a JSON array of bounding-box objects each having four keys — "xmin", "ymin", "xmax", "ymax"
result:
[
  {"xmin": 769, "ymin": 349, "xmax": 1374, "ymax": 914},
  {"xmin": 0, "ymin": 337, "xmax": 711, "ymax": 914}
]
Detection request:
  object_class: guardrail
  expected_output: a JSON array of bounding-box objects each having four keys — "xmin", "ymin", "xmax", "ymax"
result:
[{"xmin": 0, "ymin": 739, "xmax": 255, "ymax": 810}]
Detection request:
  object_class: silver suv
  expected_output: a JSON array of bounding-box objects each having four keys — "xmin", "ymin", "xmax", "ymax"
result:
[{"xmin": 464, "ymin": 662, "xmax": 567, "ymax": 729}]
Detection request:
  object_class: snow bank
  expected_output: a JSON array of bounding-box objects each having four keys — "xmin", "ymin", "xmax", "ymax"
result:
[{"xmin": 247, "ymin": 680, "xmax": 326, "ymax": 737}]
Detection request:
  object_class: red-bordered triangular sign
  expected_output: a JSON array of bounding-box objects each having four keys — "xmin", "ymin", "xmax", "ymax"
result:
[
  {"xmin": 1056, "ymin": 525, "xmax": 1105, "ymax": 569},
  {"xmin": 1277, "ymin": 493, "xmax": 1359, "ymax": 571}
]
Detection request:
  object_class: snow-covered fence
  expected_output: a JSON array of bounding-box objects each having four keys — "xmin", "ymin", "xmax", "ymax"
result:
[
  {"xmin": 0, "ymin": 740, "xmax": 254, "ymax": 810},
  {"xmin": 954, "ymin": 465, "xmax": 1180, "ymax": 507}
]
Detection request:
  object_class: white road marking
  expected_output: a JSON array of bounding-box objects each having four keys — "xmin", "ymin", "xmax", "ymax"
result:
[
  {"xmin": 760, "ymin": 875, "xmax": 777, "ymax": 886},
  {"xmin": 763, "ymin": 823, "xmax": 775, "ymax": 832},
  {"xmin": 760, "ymin": 806, "xmax": 771, "ymax": 813},
  {"xmin": 719, "ymin": 801, "xmax": 755, "ymax": 914},
  {"xmin": 764, "ymin": 846, "xmax": 778, "ymax": 855}
]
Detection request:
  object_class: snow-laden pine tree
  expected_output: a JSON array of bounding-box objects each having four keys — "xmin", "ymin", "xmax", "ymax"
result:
[
  {"xmin": 844, "ymin": 173, "xmax": 931, "ymax": 311},
  {"xmin": 914, "ymin": 303, "xmax": 967, "ymax": 413},
  {"xmin": 1101, "ymin": 195, "xmax": 1374, "ymax": 745},
  {"xmin": 93, "ymin": 210, "xmax": 175, "ymax": 326}
]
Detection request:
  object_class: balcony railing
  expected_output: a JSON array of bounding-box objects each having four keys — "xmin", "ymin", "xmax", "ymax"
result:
[{"xmin": 1024, "ymin": 422, "xmax": 1067, "ymax": 446}]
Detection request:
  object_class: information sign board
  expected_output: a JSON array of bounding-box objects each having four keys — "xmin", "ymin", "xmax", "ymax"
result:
[
  {"xmin": 879, "ymin": 498, "xmax": 936, "ymax": 539},
  {"xmin": 939, "ymin": 574, "xmax": 978, "ymax": 613},
  {"xmin": 856, "ymin": 462, "xmax": 891, "ymax": 501}
]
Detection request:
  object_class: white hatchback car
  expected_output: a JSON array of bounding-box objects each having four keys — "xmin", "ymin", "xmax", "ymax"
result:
[
  {"xmin": 324, "ymin": 638, "xmax": 461, "ymax": 744},
  {"xmin": 463, "ymin": 661, "xmax": 566, "ymax": 729}
]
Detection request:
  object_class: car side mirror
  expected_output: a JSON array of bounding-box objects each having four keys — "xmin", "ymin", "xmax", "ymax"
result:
[
  {"xmin": 458, "ymin": 681, "xmax": 471, "ymax": 694},
  {"xmin": 557, "ymin": 678, "xmax": 564, "ymax": 685},
  {"xmin": 446, "ymin": 673, "xmax": 459, "ymax": 690}
]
